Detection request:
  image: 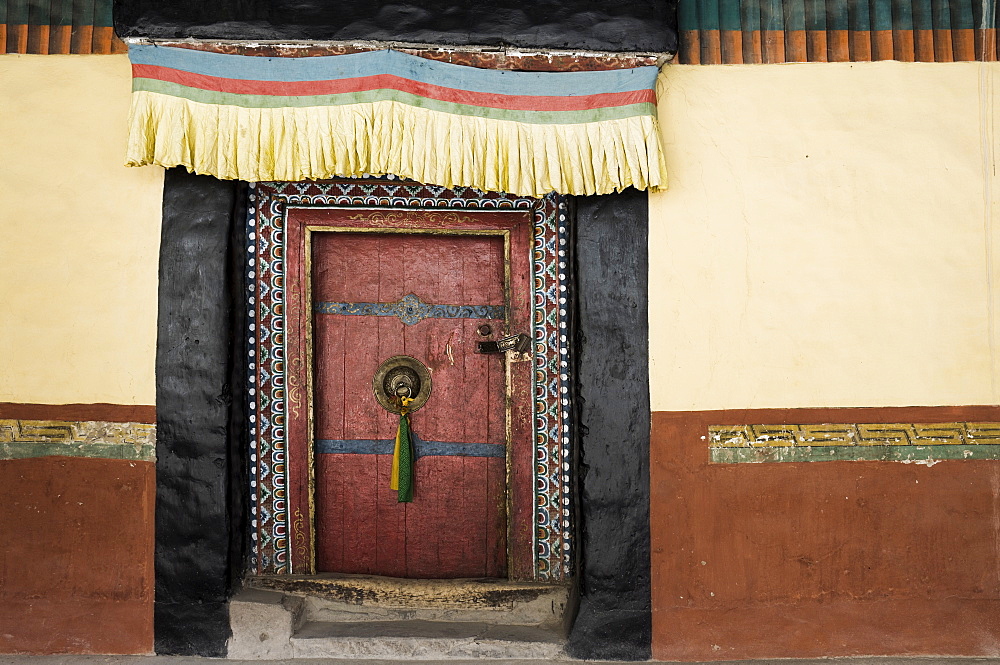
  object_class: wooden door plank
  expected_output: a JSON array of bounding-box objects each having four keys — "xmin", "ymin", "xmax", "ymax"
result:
[
  {"xmin": 459, "ymin": 456, "xmax": 490, "ymax": 576},
  {"xmin": 11, "ymin": 24, "xmax": 28, "ymax": 53},
  {"xmin": 315, "ymin": 453, "xmax": 347, "ymax": 570},
  {"xmin": 338, "ymin": 454, "xmax": 380, "ymax": 574},
  {"xmin": 462, "ymin": 319, "xmax": 492, "ymax": 446},
  {"xmin": 312, "ymin": 312, "xmax": 346, "ymax": 442},
  {"xmin": 50, "ymin": 24, "xmax": 71, "ymax": 53},
  {"xmin": 434, "ymin": 455, "xmax": 470, "ymax": 575},
  {"xmin": 785, "ymin": 30, "xmax": 807, "ymax": 61},
  {"xmin": 71, "ymin": 24, "xmax": 92, "ymax": 53},
  {"xmin": 404, "ymin": 455, "xmax": 443, "ymax": 577},
  {"xmin": 486, "ymin": 456, "xmax": 508, "ymax": 577},
  {"xmin": 914, "ymin": 29, "xmax": 935, "ymax": 59},
  {"xmin": 375, "ymin": 452, "xmax": 408, "ymax": 577},
  {"xmin": 27, "ymin": 25, "xmax": 49, "ymax": 54},
  {"xmin": 953, "ymin": 27, "xmax": 975, "ymax": 59}
]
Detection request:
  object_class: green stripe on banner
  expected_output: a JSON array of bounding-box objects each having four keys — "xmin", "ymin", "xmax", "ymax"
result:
[
  {"xmin": 871, "ymin": 0, "xmax": 894, "ymax": 31},
  {"xmin": 711, "ymin": 444, "xmax": 1000, "ymax": 464},
  {"xmin": 850, "ymin": 0, "xmax": 874, "ymax": 30},
  {"xmin": 92, "ymin": 0, "xmax": 110, "ymax": 26},
  {"xmin": 741, "ymin": 0, "xmax": 762, "ymax": 32},
  {"xmin": 0, "ymin": 441, "xmax": 156, "ymax": 462},
  {"xmin": 696, "ymin": 0, "xmax": 721, "ymax": 33},
  {"xmin": 27, "ymin": 0, "xmax": 49, "ymax": 27},
  {"xmin": 931, "ymin": 0, "xmax": 953, "ymax": 27},
  {"xmin": 133, "ymin": 78, "xmax": 657, "ymax": 125},
  {"xmin": 972, "ymin": 0, "xmax": 993, "ymax": 30},
  {"xmin": 912, "ymin": 0, "xmax": 934, "ymax": 29},
  {"xmin": 804, "ymin": 0, "xmax": 826, "ymax": 30},
  {"xmin": 950, "ymin": 0, "xmax": 975, "ymax": 28},
  {"xmin": 667, "ymin": 0, "xmax": 993, "ymax": 35},
  {"xmin": 679, "ymin": 0, "xmax": 700, "ymax": 31},
  {"xmin": 828, "ymin": 0, "xmax": 850, "ymax": 31},
  {"xmin": 892, "ymin": 0, "xmax": 915, "ymax": 30},
  {"xmin": 760, "ymin": 0, "xmax": 785, "ymax": 31},
  {"xmin": 720, "ymin": 0, "xmax": 742, "ymax": 32},
  {"xmin": 72, "ymin": 0, "xmax": 95, "ymax": 30},
  {"xmin": 50, "ymin": 0, "xmax": 72, "ymax": 26},
  {"xmin": 6, "ymin": 0, "xmax": 28, "ymax": 24},
  {"xmin": 785, "ymin": 0, "xmax": 806, "ymax": 32}
]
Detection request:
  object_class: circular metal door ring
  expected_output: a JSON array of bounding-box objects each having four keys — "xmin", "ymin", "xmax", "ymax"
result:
[{"xmin": 372, "ymin": 355, "xmax": 432, "ymax": 414}]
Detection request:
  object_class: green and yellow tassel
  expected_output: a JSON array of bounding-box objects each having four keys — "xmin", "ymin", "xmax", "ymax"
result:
[{"xmin": 390, "ymin": 396, "xmax": 415, "ymax": 502}]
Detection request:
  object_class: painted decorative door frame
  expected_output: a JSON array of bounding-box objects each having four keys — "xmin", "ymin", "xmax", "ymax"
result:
[{"xmin": 246, "ymin": 179, "xmax": 574, "ymax": 581}]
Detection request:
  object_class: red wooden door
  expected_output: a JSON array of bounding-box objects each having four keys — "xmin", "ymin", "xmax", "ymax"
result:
[{"xmin": 298, "ymin": 211, "xmax": 533, "ymax": 579}]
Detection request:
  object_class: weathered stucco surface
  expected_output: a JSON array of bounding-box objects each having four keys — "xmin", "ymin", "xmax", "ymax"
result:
[
  {"xmin": 0, "ymin": 55, "xmax": 162, "ymax": 406},
  {"xmin": 650, "ymin": 61, "xmax": 1000, "ymax": 411}
]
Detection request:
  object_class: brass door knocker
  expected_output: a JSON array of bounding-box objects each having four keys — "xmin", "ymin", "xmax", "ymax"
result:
[{"xmin": 372, "ymin": 355, "xmax": 432, "ymax": 414}]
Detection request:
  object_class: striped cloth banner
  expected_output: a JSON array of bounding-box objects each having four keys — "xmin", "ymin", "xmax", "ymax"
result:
[{"xmin": 126, "ymin": 45, "xmax": 667, "ymax": 197}]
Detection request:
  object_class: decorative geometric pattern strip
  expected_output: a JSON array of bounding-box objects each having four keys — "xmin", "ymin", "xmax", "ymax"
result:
[
  {"xmin": 0, "ymin": 0, "xmax": 126, "ymax": 54},
  {"xmin": 709, "ymin": 423, "xmax": 1000, "ymax": 463},
  {"xmin": 0, "ymin": 419, "xmax": 156, "ymax": 461},
  {"xmin": 712, "ymin": 444, "xmax": 1000, "ymax": 464},
  {"xmin": 316, "ymin": 437, "xmax": 506, "ymax": 458},
  {"xmin": 314, "ymin": 293, "xmax": 505, "ymax": 326},
  {"xmin": 679, "ymin": 0, "xmax": 998, "ymax": 63},
  {"xmin": 247, "ymin": 179, "xmax": 573, "ymax": 580}
]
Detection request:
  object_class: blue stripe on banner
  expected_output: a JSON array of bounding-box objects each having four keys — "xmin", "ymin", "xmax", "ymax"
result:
[
  {"xmin": 316, "ymin": 437, "xmax": 505, "ymax": 458},
  {"xmin": 128, "ymin": 46, "xmax": 659, "ymax": 96}
]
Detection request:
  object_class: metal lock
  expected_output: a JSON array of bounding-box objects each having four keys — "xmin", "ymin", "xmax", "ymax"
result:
[
  {"xmin": 476, "ymin": 333, "xmax": 531, "ymax": 355},
  {"xmin": 372, "ymin": 355, "xmax": 432, "ymax": 414}
]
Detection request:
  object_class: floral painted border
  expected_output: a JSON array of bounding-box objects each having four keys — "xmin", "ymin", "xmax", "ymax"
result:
[{"xmin": 247, "ymin": 179, "xmax": 573, "ymax": 581}]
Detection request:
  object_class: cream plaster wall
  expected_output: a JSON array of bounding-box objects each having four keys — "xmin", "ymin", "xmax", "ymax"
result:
[
  {"xmin": 0, "ymin": 55, "xmax": 162, "ymax": 405},
  {"xmin": 650, "ymin": 61, "xmax": 1000, "ymax": 411}
]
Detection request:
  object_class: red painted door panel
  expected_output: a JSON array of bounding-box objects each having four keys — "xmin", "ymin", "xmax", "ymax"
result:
[{"xmin": 311, "ymin": 230, "xmax": 511, "ymax": 578}]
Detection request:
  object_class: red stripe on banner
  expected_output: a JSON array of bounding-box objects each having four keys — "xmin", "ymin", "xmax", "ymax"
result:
[{"xmin": 131, "ymin": 64, "xmax": 656, "ymax": 111}]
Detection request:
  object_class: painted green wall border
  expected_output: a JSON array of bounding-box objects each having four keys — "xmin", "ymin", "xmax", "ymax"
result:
[
  {"xmin": 709, "ymin": 422, "xmax": 1000, "ymax": 464},
  {"xmin": 0, "ymin": 419, "xmax": 156, "ymax": 462},
  {"xmin": 711, "ymin": 444, "xmax": 1000, "ymax": 464},
  {"xmin": 0, "ymin": 441, "xmax": 156, "ymax": 462}
]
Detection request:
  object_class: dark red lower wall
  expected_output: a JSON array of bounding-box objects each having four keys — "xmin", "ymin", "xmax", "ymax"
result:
[
  {"xmin": 0, "ymin": 456, "xmax": 154, "ymax": 654},
  {"xmin": 651, "ymin": 406, "xmax": 1000, "ymax": 661}
]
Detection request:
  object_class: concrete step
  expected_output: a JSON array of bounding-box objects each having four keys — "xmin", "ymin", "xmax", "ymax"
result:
[
  {"xmin": 228, "ymin": 576, "xmax": 575, "ymax": 660},
  {"xmin": 290, "ymin": 620, "xmax": 566, "ymax": 660}
]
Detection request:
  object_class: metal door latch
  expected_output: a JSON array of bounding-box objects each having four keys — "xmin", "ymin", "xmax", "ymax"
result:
[{"xmin": 476, "ymin": 333, "xmax": 531, "ymax": 354}]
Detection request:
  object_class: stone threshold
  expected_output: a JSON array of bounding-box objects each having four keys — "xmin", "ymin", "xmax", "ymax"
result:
[{"xmin": 247, "ymin": 573, "xmax": 572, "ymax": 610}]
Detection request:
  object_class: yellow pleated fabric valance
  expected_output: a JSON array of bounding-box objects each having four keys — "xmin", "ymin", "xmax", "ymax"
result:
[{"xmin": 125, "ymin": 45, "xmax": 667, "ymax": 197}]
